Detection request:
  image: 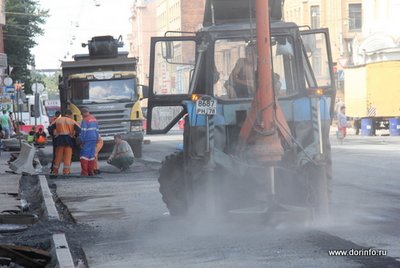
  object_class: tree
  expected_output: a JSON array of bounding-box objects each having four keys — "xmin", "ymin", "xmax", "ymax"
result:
[
  {"xmin": 4, "ymin": 0, "xmax": 48, "ymax": 94},
  {"xmin": 31, "ymin": 71, "xmax": 61, "ymax": 99}
]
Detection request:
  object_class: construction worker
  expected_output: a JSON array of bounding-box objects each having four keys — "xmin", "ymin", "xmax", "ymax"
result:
[
  {"xmin": 48, "ymin": 109, "xmax": 81, "ymax": 175},
  {"xmin": 27, "ymin": 126, "xmax": 37, "ymax": 143},
  {"xmin": 50, "ymin": 110, "xmax": 61, "ymax": 124},
  {"xmin": 93, "ymin": 134, "xmax": 104, "ymax": 174},
  {"xmin": 107, "ymin": 134, "xmax": 134, "ymax": 171},
  {"xmin": 34, "ymin": 127, "xmax": 47, "ymax": 146},
  {"xmin": 79, "ymin": 108, "xmax": 99, "ymax": 176}
]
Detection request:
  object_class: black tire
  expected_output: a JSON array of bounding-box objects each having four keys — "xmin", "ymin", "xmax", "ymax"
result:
[
  {"xmin": 132, "ymin": 142, "xmax": 142, "ymax": 158},
  {"xmin": 159, "ymin": 152, "xmax": 187, "ymax": 216}
]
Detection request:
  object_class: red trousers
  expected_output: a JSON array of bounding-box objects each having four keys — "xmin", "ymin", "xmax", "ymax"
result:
[
  {"xmin": 338, "ymin": 127, "xmax": 347, "ymax": 138},
  {"xmin": 80, "ymin": 159, "xmax": 95, "ymax": 176}
]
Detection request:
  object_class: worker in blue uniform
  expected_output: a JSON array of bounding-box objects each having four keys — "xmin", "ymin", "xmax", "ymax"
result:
[{"xmin": 79, "ymin": 108, "xmax": 99, "ymax": 176}]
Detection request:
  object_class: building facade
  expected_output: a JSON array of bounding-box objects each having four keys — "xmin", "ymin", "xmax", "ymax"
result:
[
  {"xmin": 285, "ymin": 0, "xmax": 400, "ymax": 94},
  {"xmin": 130, "ymin": 0, "xmax": 206, "ymax": 86},
  {"xmin": 285, "ymin": 0, "xmax": 362, "ymax": 67},
  {"xmin": 285, "ymin": 0, "xmax": 362, "ymax": 95},
  {"xmin": 352, "ymin": 0, "xmax": 400, "ymax": 65},
  {"xmin": 130, "ymin": 0, "xmax": 158, "ymax": 85}
]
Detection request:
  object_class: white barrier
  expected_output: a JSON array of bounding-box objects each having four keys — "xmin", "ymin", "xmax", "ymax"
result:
[
  {"xmin": 9, "ymin": 142, "xmax": 41, "ymax": 174},
  {"xmin": 1, "ymin": 138, "xmax": 21, "ymax": 150}
]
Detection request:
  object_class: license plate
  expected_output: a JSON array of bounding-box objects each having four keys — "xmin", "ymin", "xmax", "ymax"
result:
[
  {"xmin": 196, "ymin": 99, "xmax": 217, "ymax": 115},
  {"xmin": 102, "ymin": 136, "xmax": 114, "ymax": 141}
]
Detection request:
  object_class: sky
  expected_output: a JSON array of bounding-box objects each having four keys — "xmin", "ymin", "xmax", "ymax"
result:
[{"xmin": 32, "ymin": 0, "xmax": 134, "ymax": 70}]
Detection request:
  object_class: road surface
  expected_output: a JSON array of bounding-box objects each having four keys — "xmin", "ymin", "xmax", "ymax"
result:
[{"xmin": 53, "ymin": 132, "xmax": 400, "ymax": 267}]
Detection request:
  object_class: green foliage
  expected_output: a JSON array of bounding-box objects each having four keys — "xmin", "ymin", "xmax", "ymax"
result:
[
  {"xmin": 4, "ymin": 0, "xmax": 49, "ymax": 94},
  {"xmin": 32, "ymin": 71, "xmax": 61, "ymax": 99}
]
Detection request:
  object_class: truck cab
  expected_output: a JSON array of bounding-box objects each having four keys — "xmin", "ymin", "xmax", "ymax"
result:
[{"xmin": 59, "ymin": 36, "xmax": 144, "ymax": 157}]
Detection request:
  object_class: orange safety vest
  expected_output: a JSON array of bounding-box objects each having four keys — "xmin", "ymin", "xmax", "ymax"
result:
[
  {"xmin": 36, "ymin": 135, "xmax": 47, "ymax": 144},
  {"xmin": 53, "ymin": 116, "xmax": 80, "ymax": 137}
]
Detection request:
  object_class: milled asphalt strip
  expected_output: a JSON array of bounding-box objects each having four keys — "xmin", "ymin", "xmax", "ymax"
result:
[{"xmin": 38, "ymin": 175, "xmax": 75, "ymax": 268}]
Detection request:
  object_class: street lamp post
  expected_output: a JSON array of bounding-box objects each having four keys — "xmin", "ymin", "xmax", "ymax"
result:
[{"xmin": 32, "ymin": 82, "xmax": 44, "ymax": 128}]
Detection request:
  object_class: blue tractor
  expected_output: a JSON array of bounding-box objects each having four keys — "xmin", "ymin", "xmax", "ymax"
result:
[{"xmin": 146, "ymin": 0, "xmax": 335, "ymax": 220}]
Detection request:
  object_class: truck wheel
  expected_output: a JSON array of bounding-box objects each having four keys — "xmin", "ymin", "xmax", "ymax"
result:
[
  {"xmin": 133, "ymin": 142, "xmax": 142, "ymax": 158},
  {"xmin": 159, "ymin": 152, "xmax": 187, "ymax": 216},
  {"xmin": 305, "ymin": 162, "xmax": 329, "ymax": 220}
]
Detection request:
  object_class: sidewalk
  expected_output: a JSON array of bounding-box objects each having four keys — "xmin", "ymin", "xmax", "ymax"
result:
[{"xmin": 0, "ymin": 150, "xmax": 20, "ymax": 213}]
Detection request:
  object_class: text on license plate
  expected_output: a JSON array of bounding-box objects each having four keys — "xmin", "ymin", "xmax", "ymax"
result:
[
  {"xmin": 196, "ymin": 99, "xmax": 217, "ymax": 115},
  {"xmin": 102, "ymin": 136, "xmax": 114, "ymax": 141}
]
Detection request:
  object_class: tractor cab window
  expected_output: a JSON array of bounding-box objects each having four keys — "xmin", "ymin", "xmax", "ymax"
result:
[
  {"xmin": 152, "ymin": 40, "xmax": 196, "ymax": 95},
  {"xmin": 271, "ymin": 36, "xmax": 297, "ymax": 97},
  {"xmin": 214, "ymin": 36, "xmax": 298, "ymax": 99},
  {"xmin": 214, "ymin": 39, "xmax": 256, "ymax": 99},
  {"xmin": 301, "ymin": 32, "xmax": 332, "ymax": 88}
]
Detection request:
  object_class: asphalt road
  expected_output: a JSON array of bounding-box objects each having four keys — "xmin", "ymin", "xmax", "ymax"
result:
[{"xmin": 54, "ymin": 132, "xmax": 400, "ymax": 268}]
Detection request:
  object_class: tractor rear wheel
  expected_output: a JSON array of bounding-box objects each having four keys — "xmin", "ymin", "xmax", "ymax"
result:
[{"xmin": 158, "ymin": 152, "xmax": 187, "ymax": 216}]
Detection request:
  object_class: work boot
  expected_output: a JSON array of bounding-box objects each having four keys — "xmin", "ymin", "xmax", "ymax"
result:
[
  {"xmin": 87, "ymin": 160, "xmax": 95, "ymax": 176},
  {"xmin": 80, "ymin": 159, "xmax": 89, "ymax": 176},
  {"xmin": 50, "ymin": 167, "xmax": 59, "ymax": 178},
  {"xmin": 51, "ymin": 167, "xmax": 59, "ymax": 175}
]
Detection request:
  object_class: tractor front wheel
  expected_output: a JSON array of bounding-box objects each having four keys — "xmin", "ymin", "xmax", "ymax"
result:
[{"xmin": 159, "ymin": 152, "xmax": 187, "ymax": 216}]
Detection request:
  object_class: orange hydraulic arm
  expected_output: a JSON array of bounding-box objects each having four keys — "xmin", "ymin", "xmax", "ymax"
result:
[
  {"xmin": 255, "ymin": 0, "xmax": 274, "ymax": 133},
  {"xmin": 238, "ymin": 0, "xmax": 290, "ymax": 162}
]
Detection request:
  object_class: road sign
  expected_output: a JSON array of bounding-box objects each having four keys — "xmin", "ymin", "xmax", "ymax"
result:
[
  {"xmin": 5, "ymin": 86, "xmax": 15, "ymax": 93},
  {"xmin": 3, "ymin": 77, "xmax": 13, "ymax": 86},
  {"xmin": 32, "ymin": 82, "xmax": 45, "ymax": 93}
]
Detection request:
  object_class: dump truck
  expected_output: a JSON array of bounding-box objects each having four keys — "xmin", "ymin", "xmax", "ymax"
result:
[
  {"xmin": 344, "ymin": 61, "xmax": 400, "ymax": 135},
  {"xmin": 146, "ymin": 0, "xmax": 336, "ymax": 220},
  {"xmin": 59, "ymin": 35, "xmax": 145, "ymax": 157}
]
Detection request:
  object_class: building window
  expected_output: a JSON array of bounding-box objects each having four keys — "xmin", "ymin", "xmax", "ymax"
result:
[
  {"xmin": 349, "ymin": 3, "xmax": 362, "ymax": 31},
  {"xmin": 310, "ymin": 5, "xmax": 320, "ymax": 29}
]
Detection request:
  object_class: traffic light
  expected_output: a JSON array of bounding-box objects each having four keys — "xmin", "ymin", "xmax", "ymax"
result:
[{"xmin": 14, "ymin": 83, "xmax": 22, "ymax": 91}]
